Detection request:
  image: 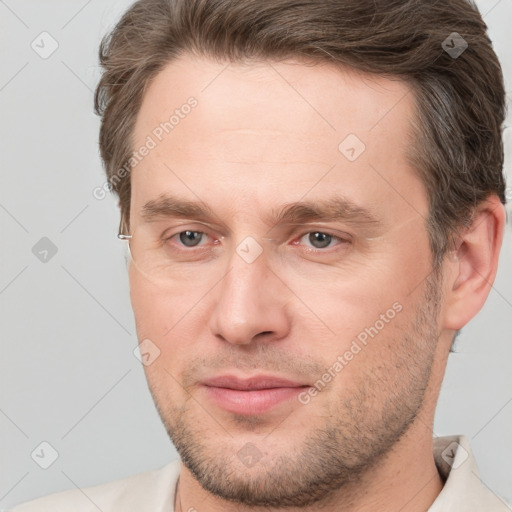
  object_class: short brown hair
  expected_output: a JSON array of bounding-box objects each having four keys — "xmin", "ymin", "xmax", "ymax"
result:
[{"xmin": 94, "ymin": 0, "xmax": 506, "ymax": 264}]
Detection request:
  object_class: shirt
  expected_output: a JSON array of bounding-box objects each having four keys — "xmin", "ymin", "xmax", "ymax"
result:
[{"xmin": 8, "ymin": 435, "xmax": 511, "ymax": 511}]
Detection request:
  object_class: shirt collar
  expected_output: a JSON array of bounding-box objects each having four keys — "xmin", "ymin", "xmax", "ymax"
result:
[{"xmin": 429, "ymin": 435, "xmax": 510, "ymax": 511}]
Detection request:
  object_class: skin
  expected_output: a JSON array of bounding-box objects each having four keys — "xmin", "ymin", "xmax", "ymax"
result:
[{"xmin": 127, "ymin": 55, "xmax": 505, "ymax": 511}]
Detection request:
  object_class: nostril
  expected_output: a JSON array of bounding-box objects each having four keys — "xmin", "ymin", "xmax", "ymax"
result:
[{"xmin": 256, "ymin": 331, "xmax": 274, "ymax": 339}]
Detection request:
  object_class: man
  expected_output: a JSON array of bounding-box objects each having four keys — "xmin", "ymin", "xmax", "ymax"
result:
[{"xmin": 11, "ymin": 0, "xmax": 510, "ymax": 510}]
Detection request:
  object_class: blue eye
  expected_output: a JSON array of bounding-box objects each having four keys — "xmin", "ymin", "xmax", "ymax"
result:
[
  {"xmin": 304, "ymin": 232, "xmax": 333, "ymax": 249},
  {"xmin": 162, "ymin": 228, "xmax": 350, "ymax": 257},
  {"xmin": 177, "ymin": 230, "xmax": 205, "ymax": 247},
  {"xmin": 298, "ymin": 231, "xmax": 349, "ymax": 250}
]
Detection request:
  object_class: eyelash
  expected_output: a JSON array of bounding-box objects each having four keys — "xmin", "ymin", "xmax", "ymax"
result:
[
  {"xmin": 295, "ymin": 232, "xmax": 351, "ymax": 252},
  {"xmin": 163, "ymin": 229, "xmax": 351, "ymax": 254}
]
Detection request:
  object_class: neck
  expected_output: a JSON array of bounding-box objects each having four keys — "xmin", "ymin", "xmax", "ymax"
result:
[{"xmin": 174, "ymin": 419, "xmax": 444, "ymax": 512}]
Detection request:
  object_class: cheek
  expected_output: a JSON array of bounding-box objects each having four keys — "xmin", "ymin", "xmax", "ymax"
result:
[
  {"xmin": 129, "ymin": 268, "xmax": 161, "ymax": 335},
  {"xmin": 297, "ymin": 270, "xmax": 406, "ymax": 344},
  {"xmin": 129, "ymin": 272, "xmax": 186, "ymax": 395},
  {"xmin": 318, "ymin": 298, "xmax": 429, "ymax": 409},
  {"xmin": 297, "ymin": 253, "xmax": 429, "ymax": 364},
  {"xmin": 128, "ymin": 267, "xmax": 186, "ymax": 355},
  {"xmin": 129, "ymin": 264, "xmax": 201, "ymax": 336},
  {"xmin": 129, "ymin": 266, "xmax": 213, "ymax": 373}
]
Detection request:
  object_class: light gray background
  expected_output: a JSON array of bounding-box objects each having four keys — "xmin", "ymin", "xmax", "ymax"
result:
[{"xmin": 1, "ymin": 0, "xmax": 511, "ymax": 509}]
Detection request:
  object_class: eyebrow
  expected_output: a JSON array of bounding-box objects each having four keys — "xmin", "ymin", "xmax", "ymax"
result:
[{"xmin": 140, "ymin": 194, "xmax": 382, "ymax": 229}]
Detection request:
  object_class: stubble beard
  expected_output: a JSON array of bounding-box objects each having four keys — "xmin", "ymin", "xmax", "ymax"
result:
[{"xmin": 149, "ymin": 271, "xmax": 442, "ymax": 507}]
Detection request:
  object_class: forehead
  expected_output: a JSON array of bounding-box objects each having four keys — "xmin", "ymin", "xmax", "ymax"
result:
[
  {"xmin": 130, "ymin": 54, "xmax": 427, "ymax": 225},
  {"xmin": 135, "ymin": 54, "xmax": 415, "ymax": 140}
]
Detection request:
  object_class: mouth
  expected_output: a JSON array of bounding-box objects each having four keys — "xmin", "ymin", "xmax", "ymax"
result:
[{"xmin": 201, "ymin": 374, "xmax": 311, "ymax": 415}]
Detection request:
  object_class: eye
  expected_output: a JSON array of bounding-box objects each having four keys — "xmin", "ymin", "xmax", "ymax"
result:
[
  {"xmin": 303, "ymin": 232, "xmax": 333, "ymax": 249},
  {"xmin": 162, "ymin": 230, "xmax": 213, "ymax": 249},
  {"xmin": 296, "ymin": 231, "xmax": 350, "ymax": 251},
  {"xmin": 176, "ymin": 230, "xmax": 206, "ymax": 247}
]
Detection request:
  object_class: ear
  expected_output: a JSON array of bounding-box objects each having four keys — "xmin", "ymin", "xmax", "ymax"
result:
[{"xmin": 442, "ymin": 195, "xmax": 506, "ymax": 330}]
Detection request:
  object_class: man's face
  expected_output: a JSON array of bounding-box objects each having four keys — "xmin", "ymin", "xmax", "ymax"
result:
[{"xmin": 128, "ymin": 55, "xmax": 444, "ymax": 506}]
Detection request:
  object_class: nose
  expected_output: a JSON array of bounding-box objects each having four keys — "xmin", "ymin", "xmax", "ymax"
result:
[{"xmin": 208, "ymin": 242, "xmax": 291, "ymax": 346}]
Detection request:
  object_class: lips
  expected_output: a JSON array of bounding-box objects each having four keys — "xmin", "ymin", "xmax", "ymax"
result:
[
  {"xmin": 202, "ymin": 374, "xmax": 308, "ymax": 391},
  {"xmin": 201, "ymin": 374, "xmax": 310, "ymax": 415}
]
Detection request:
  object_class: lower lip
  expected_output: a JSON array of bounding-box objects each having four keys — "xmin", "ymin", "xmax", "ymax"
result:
[{"xmin": 202, "ymin": 385, "xmax": 309, "ymax": 415}]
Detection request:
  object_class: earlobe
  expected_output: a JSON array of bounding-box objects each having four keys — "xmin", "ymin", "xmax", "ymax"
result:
[{"xmin": 443, "ymin": 196, "xmax": 505, "ymax": 330}]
